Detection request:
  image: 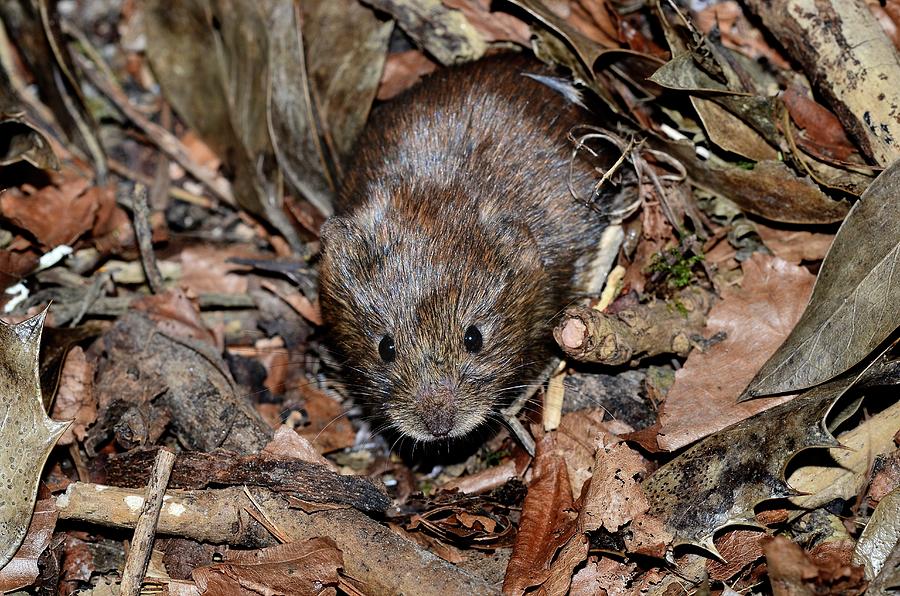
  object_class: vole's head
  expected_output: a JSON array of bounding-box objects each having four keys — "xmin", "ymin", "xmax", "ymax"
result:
[{"xmin": 319, "ymin": 197, "xmax": 551, "ymax": 443}]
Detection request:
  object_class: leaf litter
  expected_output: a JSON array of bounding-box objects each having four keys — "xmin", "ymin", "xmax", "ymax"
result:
[{"xmin": 0, "ymin": 0, "xmax": 897, "ymax": 594}]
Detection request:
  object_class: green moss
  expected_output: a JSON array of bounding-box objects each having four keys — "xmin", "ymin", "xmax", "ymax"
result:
[{"xmin": 647, "ymin": 247, "xmax": 704, "ymax": 290}]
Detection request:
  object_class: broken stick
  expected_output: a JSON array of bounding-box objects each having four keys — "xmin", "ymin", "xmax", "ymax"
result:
[
  {"xmin": 56, "ymin": 483, "xmax": 495, "ymax": 596},
  {"xmin": 554, "ymin": 288, "xmax": 715, "ymax": 365},
  {"xmin": 119, "ymin": 448, "xmax": 176, "ymax": 596}
]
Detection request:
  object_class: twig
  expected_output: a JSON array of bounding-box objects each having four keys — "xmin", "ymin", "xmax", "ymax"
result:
[
  {"xmin": 56, "ymin": 483, "xmax": 495, "ymax": 595},
  {"xmin": 130, "ymin": 184, "xmax": 165, "ymax": 294},
  {"xmin": 119, "ymin": 448, "xmax": 176, "ymax": 596},
  {"xmin": 72, "ymin": 52, "xmax": 235, "ymax": 206},
  {"xmin": 554, "ymin": 287, "xmax": 716, "ymax": 365},
  {"xmin": 107, "ymin": 159, "xmax": 213, "ymax": 208}
]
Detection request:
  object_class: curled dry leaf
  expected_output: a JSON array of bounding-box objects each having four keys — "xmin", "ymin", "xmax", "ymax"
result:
[
  {"xmin": 0, "ymin": 310, "xmax": 70, "ymax": 570},
  {"xmin": 502, "ymin": 433, "xmax": 576, "ymax": 595},
  {"xmin": 754, "ymin": 221, "xmax": 834, "ymax": 265},
  {"xmin": 853, "ymin": 486, "xmax": 900, "ymax": 580},
  {"xmin": 0, "ymin": 70, "xmax": 58, "ymax": 170},
  {"xmin": 441, "ymin": 0, "xmax": 531, "ymax": 45},
  {"xmin": 0, "ymin": 169, "xmax": 115, "ymax": 250},
  {"xmin": 744, "ymin": 159, "xmax": 900, "ymax": 399},
  {"xmin": 657, "ymin": 254, "xmax": 815, "ymax": 451},
  {"xmin": 0, "ymin": 499, "xmax": 57, "ymax": 592},
  {"xmin": 377, "ymin": 50, "xmax": 438, "ymax": 100},
  {"xmin": 662, "ymin": 139, "xmax": 850, "ymax": 224},
  {"xmin": 366, "ymin": 0, "xmax": 486, "ymax": 66}
]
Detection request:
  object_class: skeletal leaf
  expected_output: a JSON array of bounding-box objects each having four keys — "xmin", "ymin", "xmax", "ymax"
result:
[
  {"xmin": 643, "ymin": 374, "xmax": 851, "ymax": 555},
  {"xmin": 743, "ymin": 159, "xmax": 900, "ymax": 399},
  {"xmin": 0, "ymin": 310, "xmax": 70, "ymax": 570}
]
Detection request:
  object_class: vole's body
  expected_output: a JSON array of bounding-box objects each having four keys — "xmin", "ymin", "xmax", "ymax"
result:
[{"xmin": 319, "ymin": 56, "xmax": 604, "ymax": 442}]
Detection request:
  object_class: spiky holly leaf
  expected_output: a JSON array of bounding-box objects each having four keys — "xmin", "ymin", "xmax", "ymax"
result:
[
  {"xmin": 643, "ymin": 374, "xmax": 852, "ymax": 556},
  {"xmin": 0, "ymin": 310, "xmax": 70, "ymax": 570}
]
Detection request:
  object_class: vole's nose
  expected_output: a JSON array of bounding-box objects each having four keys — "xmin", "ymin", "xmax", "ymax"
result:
[{"xmin": 415, "ymin": 380, "xmax": 457, "ymax": 437}]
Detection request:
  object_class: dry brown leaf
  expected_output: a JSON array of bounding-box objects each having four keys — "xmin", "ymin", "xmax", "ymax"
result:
[
  {"xmin": 764, "ymin": 536, "xmax": 867, "ymax": 596},
  {"xmin": 50, "ymin": 347, "xmax": 96, "ymax": 446},
  {"xmin": 582, "ymin": 443, "xmax": 648, "ymax": 533},
  {"xmin": 132, "ymin": 289, "xmax": 219, "ymax": 348},
  {"xmin": 755, "ymin": 222, "xmax": 835, "ymax": 264},
  {"xmin": 177, "ymin": 245, "xmax": 260, "ymax": 295},
  {"xmin": 0, "ymin": 169, "xmax": 111, "ymax": 249},
  {"xmin": 192, "ymin": 538, "xmax": 343, "ymax": 596},
  {"xmin": 441, "ymin": 460, "xmax": 517, "ymax": 494},
  {"xmin": 707, "ymin": 529, "xmax": 765, "ymax": 581},
  {"xmin": 442, "ymin": 0, "xmax": 531, "ymax": 44},
  {"xmin": 295, "ymin": 384, "xmax": 356, "ymax": 454},
  {"xmin": 556, "ymin": 408, "xmax": 612, "ymax": 497},
  {"xmin": 782, "ymin": 84, "xmax": 859, "ymax": 163},
  {"xmin": 262, "ymin": 425, "xmax": 339, "ymax": 472},
  {"xmin": 694, "ymin": 1, "xmax": 790, "ymax": 69},
  {"xmin": 503, "ymin": 433, "xmax": 576, "ymax": 595},
  {"xmin": 377, "ymin": 50, "xmax": 438, "ymax": 100},
  {"xmin": 657, "ymin": 253, "xmax": 815, "ymax": 450},
  {"xmin": 0, "ymin": 499, "xmax": 56, "ymax": 593},
  {"xmin": 570, "ymin": 557, "xmax": 635, "ymax": 596}
]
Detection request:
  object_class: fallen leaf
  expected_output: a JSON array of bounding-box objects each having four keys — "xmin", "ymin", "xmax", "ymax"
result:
[
  {"xmin": 782, "ymin": 83, "xmax": 859, "ymax": 163},
  {"xmin": 707, "ymin": 529, "xmax": 765, "ymax": 581},
  {"xmin": 788, "ymin": 395, "xmax": 900, "ymax": 511},
  {"xmin": 645, "ymin": 373, "xmax": 853, "ymax": 553},
  {"xmin": 441, "ymin": 0, "xmax": 531, "ymax": 44},
  {"xmin": 0, "ymin": 310, "xmax": 70, "ymax": 569},
  {"xmin": 262, "ymin": 424, "xmax": 339, "ymax": 473},
  {"xmin": 0, "ymin": 168, "xmax": 109, "ymax": 249},
  {"xmin": 377, "ymin": 50, "xmax": 438, "ymax": 100},
  {"xmin": 754, "ymin": 221, "xmax": 834, "ymax": 264},
  {"xmin": 0, "ymin": 499, "xmax": 56, "ymax": 592},
  {"xmin": 177, "ymin": 245, "xmax": 260, "ymax": 295},
  {"xmin": 744, "ymin": 159, "xmax": 900, "ymax": 398},
  {"xmin": 0, "ymin": 72, "xmax": 58, "ymax": 170},
  {"xmin": 658, "ymin": 254, "xmax": 815, "ymax": 451},
  {"xmin": 663, "ymin": 139, "xmax": 851, "ymax": 224},
  {"xmin": 853, "ymin": 487, "xmax": 900, "ymax": 579},
  {"xmin": 502, "ymin": 433, "xmax": 576, "ymax": 594},
  {"xmin": 366, "ymin": 0, "xmax": 486, "ymax": 66},
  {"xmin": 192, "ymin": 538, "xmax": 343, "ymax": 596},
  {"xmin": 49, "ymin": 347, "xmax": 96, "ymax": 445}
]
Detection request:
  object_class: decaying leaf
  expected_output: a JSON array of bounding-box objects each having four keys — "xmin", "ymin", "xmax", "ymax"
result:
[
  {"xmin": 744, "ymin": 159, "xmax": 900, "ymax": 399},
  {"xmin": 0, "ymin": 499, "xmax": 56, "ymax": 592},
  {"xmin": 192, "ymin": 538, "xmax": 343, "ymax": 595},
  {"xmin": 657, "ymin": 254, "xmax": 815, "ymax": 451},
  {"xmin": 268, "ymin": 0, "xmax": 391, "ymax": 217},
  {"xmin": 0, "ymin": 70, "xmax": 58, "ymax": 170},
  {"xmin": 0, "ymin": 310, "xmax": 70, "ymax": 570},
  {"xmin": 789, "ymin": 395, "xmax": 900, "ymax": 511},
  {"xmin": 854, "ymin": 486, "xmax": 900, "ymax": 580},
  {"xmin": 645, "ymin": 374, "xmax": 851, "ymax": 554},
  {"xmin": 663, "ymin": 139, "xmax": 850, "ymax": 224},
  {"xmin": 0, "ymin": 0, "xmax": 105, "ymax": 172},
  {"xmin": 366, "ymin": 0, "xmax": 485, "ymax": 65}
]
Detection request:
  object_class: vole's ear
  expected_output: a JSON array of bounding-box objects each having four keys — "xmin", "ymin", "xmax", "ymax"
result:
[
  {"xmin": 319, "ymin": 217, "xmax": 369, "ymax": 257},
  {"xmin": 493, "ymin": 218, "xmax": 544, "ymax": 273}
]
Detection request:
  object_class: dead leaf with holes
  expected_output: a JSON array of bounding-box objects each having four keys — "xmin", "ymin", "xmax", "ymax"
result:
[{"xmin": 0, "ymin": 311, "xmax": 70, "ymax": 570}]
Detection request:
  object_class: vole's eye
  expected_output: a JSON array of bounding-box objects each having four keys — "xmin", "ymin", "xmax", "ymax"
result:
[
  {"xmin": 464, "ymin": 325, "xmax": 483, "ymax": 353},
  {"xmin": 378, "ymin": 335, "xmax": 396, "ymax": 363}
]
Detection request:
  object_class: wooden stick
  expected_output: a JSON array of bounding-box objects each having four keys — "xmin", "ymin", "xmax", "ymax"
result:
[{"xmin": 119, "ymin": 448, "xmax": 176, "ymax": 596}]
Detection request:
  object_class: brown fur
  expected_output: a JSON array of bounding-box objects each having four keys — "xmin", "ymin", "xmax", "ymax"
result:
[{"xmin": 319, "ymin": 56, "xmax": 605, "ymax": 442}]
